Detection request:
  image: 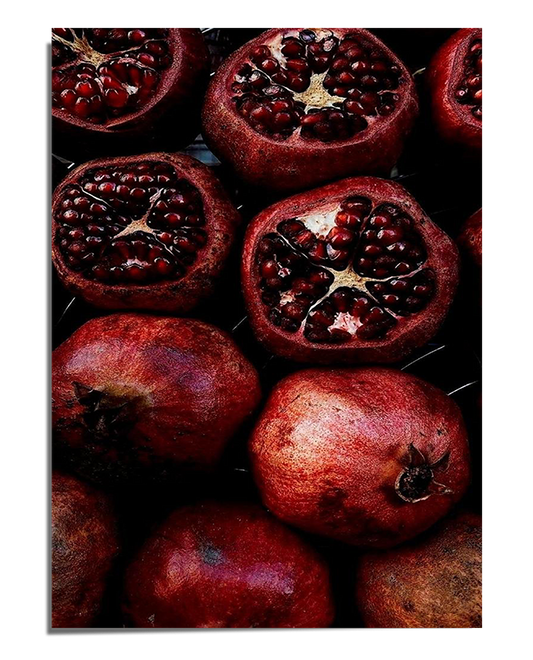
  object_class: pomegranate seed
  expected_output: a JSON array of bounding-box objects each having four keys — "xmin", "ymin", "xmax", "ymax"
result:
[
  {"xmin": 73, "ymin": 97, "xmax": 91, "ymax": 118},
  {"xmin": 128, "ymin": 29, "xmax": 146, "ymax": 44},
  {"xmin": 105, "ymin": 88, "xmax": 129, "ymax": 108}
]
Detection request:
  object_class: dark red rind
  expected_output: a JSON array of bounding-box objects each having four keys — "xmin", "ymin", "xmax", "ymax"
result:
[
  {"xmin": 52, "ymin": 472, "xmax": 119, "ymax": 628},
  {"xmin": 458, "ymin": 208, "xmax": 482, "ymax": 267},
  {"xmin": 52, "ymin": 152, "xmax": 240, "ymax": 312},
  {"xmin": 242, "ymin": 176, "xmax": 459, "ymax": 364},
  {"xmin": 355, "ymin": 511, "xmax": 481, "ymax": 627},
  {"xmin": 52, "ymin": 314, "xmax": 261, "ymax": 484},
  {"xmin": 123, "ymin": 501, "xmax": 334, "ymax": 628},
  {"xmin": 426, "ymin": 28, "xmax": 482, "ymax": 150},
  {"xmin": 53, "ymin": 29, "xmax": 209, "ymax": 157},
  {"xmin": 202, "ymin": 28, "xmax": 418, "ymax": 192},
  {"xmin": 249, "ymin": 367, "xmax": 471, "ymax": 548}
]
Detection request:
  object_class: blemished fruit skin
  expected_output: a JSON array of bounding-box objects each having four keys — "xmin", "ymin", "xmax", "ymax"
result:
[
  {"xmin": 123, "ymin": 501, "xmax": 335, "ymax": 628},
  {"xmin": 458, "ymin": 208, "xmax": 482, "ymax": 268},
  {"xmin": 52, "ymin": 152, "xmax": 240, "ymax": 313},
  {"xmin": 52, "ymin": 472, "xmax": 119, "ymax": 628},
  {"xmin": 52, "ymin": 314, "xmax": 261, "ymax": 484},
  {"xmin": 203, "ymin": 28, "xmax": 418, "ymax": 192},
  {"xmin": 241, "ymin": 176, "xmax": 459, "ymax": 364},
  {"xmin": 355, "ymin": 511, "xmax": 482, "ymax": 628},
  {"xmin": 427, "ymin": 29, "xmax": 482, "ymax": 150},
  {"xmin": 250, "ymin": 367, "xmax": 470, "ymax": 548}
]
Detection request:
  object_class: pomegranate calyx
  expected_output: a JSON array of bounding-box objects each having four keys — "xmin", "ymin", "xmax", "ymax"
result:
[
  {"xmin": 73, "ymin": 381, "xmax": 142, "ymax": 439},
  {"xmin": 395, "ymin": 444, "xmax": 453, "ymax": 503}
]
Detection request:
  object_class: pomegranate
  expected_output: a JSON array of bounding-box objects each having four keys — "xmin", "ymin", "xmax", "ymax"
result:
[
  {"xmin": 52, "ymin": 314, "xmax": 261, "ymax": 484},
  {"xmin": 355, "ymin": 511, "xmax": 481, "ymax": 627},
  {"xmin": 242, "ymin": 177, "xmax": 459, "ymax": 364},
  {"xmin": 123, "ymin": 501, "xmax": 334, "ymax": 628},
  {"xmin": 458, "ymin": 208, "xmax": 482, "ymax": 268},
  {"xmin": 52, "ymin": 471, "xmax": 119, "ymax": 627},
  {"xmin": 250, "ymin": 368, "xmax": 470, "ymax": 548},
  {"xmin": 52, "ymin": 153, "xmax": 240, "ymax": 312},
  {"xmin": 203, "ymin": 28, "xmax": 418, "ymax": 192},
  {"xmin": 52, "ymin": 29, "xmax": 209, "ymax": 156},
  {"xmin": 427, "ymin": 29, "xmax": 482, "ymax": 150}
]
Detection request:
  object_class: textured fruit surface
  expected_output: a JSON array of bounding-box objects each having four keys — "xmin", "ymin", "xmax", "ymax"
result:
[
  {"xmin": 52, "ymin": 153, "xmax": 240, "ymax": 311},
  {"xmin": 52, "ymin": 314, "xmax": 261, "ymax": 483},
  {"xmin": 242, "ymin": 177, "xmax": 459, "ymax": 363},
  {"xmin": 52, "ymin": 472, "xmax": 119, "ymax": 627},
  {"xmin": 250, "ymin": 368, "xmax": 470, "ymax": 547},
  {"xmin": 356, "ymin": 511, "xmax": 481, "ymax": 627},
  {"xmin": 203, "ymin": 28, "xmax": 418, "ymax": 191},
  {"xmin": 123, "ymin": 501, "xmax": 334, "ymax": 628},
  {"xmin": 458, "ymin": 208, "xmax": 482, "ymax": 267},
  {"xmin": 427, "ymin": 29, "xmax": 482, "ymax": 150},
  {"xmin": 52, "ymin": 29, "xmax": 208, "ymax": 153}
]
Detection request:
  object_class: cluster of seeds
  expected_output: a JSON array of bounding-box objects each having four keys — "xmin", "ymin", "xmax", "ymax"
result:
[
  {"xmin": 256, "ymin": 196, "xmax": 435, "ymax": 343},
  {"xmin": 455, "ymin": 38, "xmax": 482, "ymax": 120},
  {"xmin": 232, "ymin": 29, "xmax": 402, "ymax": 141},
  {"xmin": 55, "ymin": 161, "xmax": 207, "ymax": 284},
  {"xmin": 52, "ymin": 28, "xmax": 172, "ymax": 123}
]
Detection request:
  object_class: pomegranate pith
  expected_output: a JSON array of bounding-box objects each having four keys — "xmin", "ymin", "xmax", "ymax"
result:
[
  {"xmin": 203, "ymin": 28, "xmax": 418, "ymax": 191},
  {"xmin": 52, "ymin": 153, "xmax": 240, "ymax": 312},
  {"xmin": 242, "ymin": 177, "xmax": 459, "ymax": 364},
  {"xmin": 52, "ymin": 314, "xmax": 261, "ymax": 484},
  {"xmin": 52, "ymin": 472, "xmax": 119, "ymax": 628},
  {"xmin": 123, "ymin": 502, "xmax": 335, "ymax": 628},
  {"xmin": 52, "ymin": 28, "xmax": 209, "ymax": 155},
  {"xmin": 427, "ymin": 28, "xmax": 482, "ymax": 150},
  {"xmin": 250, "ymin": 367, "xmax": 470, "ymax": 548},
  {"xmin": 355, "ymin": 511, "xmax": 481, "ymax": 627}
]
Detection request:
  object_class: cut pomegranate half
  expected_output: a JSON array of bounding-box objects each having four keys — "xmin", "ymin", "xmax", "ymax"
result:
[
  {"xmin": 427, "ymin": 28, "xmax": 482, "ymax": 150},
  {"xmin": 52, "ymin": 29, "xmax": 209, "ymax": 156},
  {"xmin": 203, "ymin": 28, "xmax": 418, "ymax": 192},
  {"xmin": 242, "ymin": 177, "xmax": 459, "ymax": 363},
  {"xmin": 52, "ymin": 153, "xmax": 240, "ymax": 312}
]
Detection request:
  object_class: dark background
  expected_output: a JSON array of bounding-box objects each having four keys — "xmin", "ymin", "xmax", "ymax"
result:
[{"xmin": 52, "ymin": 28, "xmax": 481, "ymax": 628}]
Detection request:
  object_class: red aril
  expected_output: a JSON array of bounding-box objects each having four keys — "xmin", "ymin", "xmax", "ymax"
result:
[
  {"xmin": 203, "ymin": 29, "xmax": 418, "ymax": 192},
  {"xmin": 242, "ymin": 176, "xmax": 459, "ymax": 364}
]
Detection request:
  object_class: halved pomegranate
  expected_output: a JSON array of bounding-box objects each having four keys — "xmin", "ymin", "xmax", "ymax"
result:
[
  {"xmin": 242, "ymin": 177, "xmax": 459, "ymax": 364},
  {"xmin": 52, "ymin": 153, "xmax": 240, "ymax": 312},
  {"xmin": 203, "ymin": 29, "xmax": 418, "ymax": 192},
  {"xmin": 52, "ymin": 28, "xmax": 209, "ymax": 156},
  {"xmin": 427, "ymin": 29, "xmax": 482, "ymax": 150}
]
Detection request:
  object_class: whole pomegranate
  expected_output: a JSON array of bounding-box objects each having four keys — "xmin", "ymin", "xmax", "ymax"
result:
[
  {"xmin": 242, "ymin": 177, "xmax": 459, "ymax": 364},
  {"xmin": 355, "ymin": 511, "xmax": 481, "ymax": 627},
  {"xmin": 52, "ymin": 314, "xmax": 261, "ymax": 484},
  {"xmin": 52, "ymin": 471, "xmax": 119, "ymax": 627},
  {"xmin": 123, "ymin": 501, "xmax": 334, "ymax": 628},
  {"xmin": 458, "ymin": 208, "xmax": 482, "ymax": 268},
  {"xmin": 250, "ymin": 368, "xmax": 470, "ymax": 548},
  {"xmin": 203, "ymin": 28, "xmax": 418, "ymax": 192},
  {"xmin": 52, "ymin": 29, "xmax": 209, "ymax": 156},
  {"xmin": 427, "ymin": 29, "xmax": 482, "ymax": 150},
  {"xmin": 52, "ymin": 153, "xmax": 240, "ymax": 312}
]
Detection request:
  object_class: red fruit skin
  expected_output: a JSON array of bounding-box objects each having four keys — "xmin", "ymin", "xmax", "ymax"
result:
[
  {"xmin": 458, "ymin": 208, "xmax": 482, "ymax": 268},
  {"xmin": 52, "ymin": 314, "xmax": 261, "ymax": 484},
  {"xmin": 427, "ymin": 29, "xmax": 482, "ymax": 150},
  {"xmin": 355, "ymin": 511, "xmax": 481, "ymax": 627},
  {"xmin": 52, "ymin": 472, "xmax": 119, "ymax": 628},
  {"xmin": 242, "ymin": 177, "xmax": 459, "ymax": 364},
  {"xmin": 202, "ymin": 29, "xmax": 418, "ymax": 192},
  {"xmin": 250, "ymin": 368, "xmax": 470, "ymax": 548},
  {"xmin": 53, "ymin": 29, "xmax": 209, "ymax": 157},
  {"xmin": 123, "ymin": 501, "xmax": 334, "ymax": 628},
  {"xmin": 52, "ymin": 153, "xmax": 240, "ymax": 312}
]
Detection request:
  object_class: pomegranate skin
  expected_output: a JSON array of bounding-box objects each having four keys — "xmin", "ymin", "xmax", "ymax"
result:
[
  {"xmin": 52, "ymin": 29, "xmax": 209, "ymax": 157},
  {"xmin": 458, "ymin": 208, "xmax": 482, "ymax": 268},
  {"xmin": 355, "ymin": 511, "xmax": 481, "ymax": 627},
  {"xmin": 123, "ymin": 501, "xmax": 334, "ymax": 628},
  {"xmin": 242, "ymin": 177, "xmax": 459, "ymax": 364},
  {"xmin": 52, "ymin": 472, "xmax": 119, "ymax": 628},
  {"xmin": 202, "ymin": 28, "xmax": 418, "ymax": 192},
  {"xmin": 250, "ymin": 368, "xmax": 470, "ymax": 548},
  {"xmin": 52, "ymin": 152, "xmax": 240, "ymax": 313},
  {"xmin": 427, "ymin": 29, "xmax": 482, "ymax": 150},
  {"xmin": 52, "ymin": 314, "xmax": 261, "ymax": 484}
]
